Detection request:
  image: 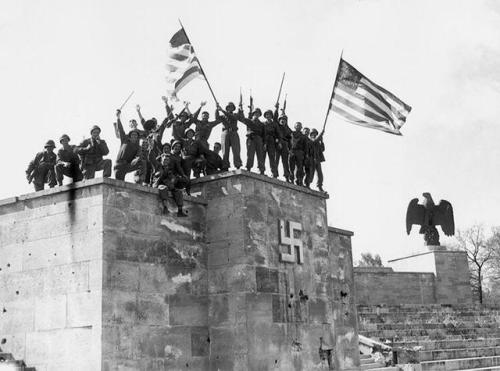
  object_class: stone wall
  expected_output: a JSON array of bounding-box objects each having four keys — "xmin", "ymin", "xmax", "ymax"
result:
[
  {"xmin": 191, "ymin": 171, "xmax": 359, "ymax": 371},
  {"xmin": 354, "ymin": 267, "xmax": 436, "ymax": 305},
  {"xmin": 0, "ymin": 171, "xmax": 359, "ymax": 370}
]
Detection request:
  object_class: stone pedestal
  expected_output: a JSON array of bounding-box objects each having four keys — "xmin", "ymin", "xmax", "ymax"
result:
[{"xmin": 0, "ymin": 171, "xmax": 359, "ymax": 370}]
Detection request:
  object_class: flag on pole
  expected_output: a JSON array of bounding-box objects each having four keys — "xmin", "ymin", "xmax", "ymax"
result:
[
  {"xmin": 330, "ymin": 59, "xmax": 412, "ymax": 135},
  {"xmin": 166, "ymin": 28, "xmax": 202, "ymax": 99}
]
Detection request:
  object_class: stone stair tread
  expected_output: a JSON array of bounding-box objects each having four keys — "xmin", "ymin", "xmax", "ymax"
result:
[
  {"xmin": 360, "ymin": 354, "xmax": 373, "ymax": 359},
  {"xmin": 421, "ymin": 354, "xmax": 500, "ymax": 364},
  {"xmin": 360, "ymin": 362, "xmax": 386, "ymax": 370},
  {"xmin": 361, "ymin": 358, "xmax": 376, "ymax": 364},
  {"xmin": 456, "ymin": 367, "xmax": 500, "ymax": 371}
]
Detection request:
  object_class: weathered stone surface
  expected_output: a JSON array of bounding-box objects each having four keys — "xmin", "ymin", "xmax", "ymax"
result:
[{"xmin": 0, "ymin": 173, "xmax": 358, "ymax": 370}]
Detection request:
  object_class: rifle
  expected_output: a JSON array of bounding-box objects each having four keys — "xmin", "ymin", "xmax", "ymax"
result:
[
  {"xmin": 239, "ymin": 87, "xmax": 243, "ymax": 109},
  {"xmin": 249, "ymin": 89, "xmax": 254, "ymax": 114},
  {"xmin": 27, "ymin": 170, "xmax": 35, "ymax": 184},
  {"xmin": 281, "ymin": 93, "xmax": 287, "ymax": 115},
  {"xmin": 276, "ymin": 72, "xmax": 285, "ymax": 106}
]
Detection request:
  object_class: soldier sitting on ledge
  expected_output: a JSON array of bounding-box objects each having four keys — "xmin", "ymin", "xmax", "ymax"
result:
[
  {"xmin": 26, "ymin": 140, "xmax": 57, "ymax": 191},
  {"xmin": 55, "ymin": 134, "xmax": 83, "ymax": 186},
  {"xmin": 151, "ymin": 140, "xmax": 189, "ymax": 217},
  {"xmin": 75, "ymin": 125, "xmax": 112, "ymax": 180}
]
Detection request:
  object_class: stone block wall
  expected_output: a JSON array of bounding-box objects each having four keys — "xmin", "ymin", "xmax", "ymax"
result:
[
  {"xmin": 191, "ymin": 171, "xmax": 359, "ymax": 371},
  {"xmin": 0, "ymin": 172, "xmax": 359, "ymax": 370},
  {"xmin": 0, "ymin": 182, "xmax": 105, "ymax": 371}
]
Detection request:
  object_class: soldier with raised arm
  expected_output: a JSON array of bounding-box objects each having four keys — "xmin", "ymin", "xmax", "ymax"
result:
[
  {"xmin": 151, "ymin": 140, "xmax": 189, "ymax": 217},
  {"xmin": 75, "ymin": 125, "xmax": 112, "ymax": 180},
  {"xmin": 262, "ymin": 106, "xmax": 282, "ymax": 178},
  {"xmin": 191, "ymin": 101, "xmax": 222, "ymax": 149},
  {"xmin": 289, "ymin": 122, "xmax": 307, "ymax": 186},
  {"xmin": 309, "ymin": 128, "xmax": 325, "ymax": 192},
  {"xmin": 275, "ymin": 113, "xmax": 292, "ymax": 182},
  {"xmin": 217, "ymin": 102, "xmax": 242, "ymax": 170},
  {"xmin": 55, "ymin": 134, "xmax": 83, "ymax": 186},
  {"xmin": 235, "ymin": 100, "xmax": 265, "ymax": 175},
  {"xmin": 113, "ymin": 109, "xmax": 142, "ymax": 181},
  {"xmin": 26, "ymin": 140, "xmax": 57, "ymax": 191}
]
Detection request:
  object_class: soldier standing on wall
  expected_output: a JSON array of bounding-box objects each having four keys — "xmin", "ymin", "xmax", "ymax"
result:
[
  {"xmin": 236, "ymin": 102, "xmax": 265, "ymax": 175},
  {"xmin": 55, "ymin": 134, "xmax": 83, "ymax": 186},
  {"xmin": 289, "ymin": 122, "xmax": 307, "ymax": 186},
  {"xmin": 26, "ymin": 140, "xmax": 57, "ymax": 191},
  {"xmin": 262, "ymin": 108, "xmax": 282, "ymax": 178},
  {"xmin": 181, "ymin": 128, "xmax": 209, "ymax": 179},
  {"xmin": 275, "ymin": 113, "xmax": 292, "ymax": 182},
  {"xmin": 302, "ymin": 127, "xmax": 313, "ymax": 188},
  {"xmin": 151, "ymin": 140, "xmax": 189, "ymax": 217},
  {"xmin": 113, "ymin": 109, "xmax": 142, "ymax": 181},
  {"xmin": 75, "ymin": 125, "xmax": 112, "ymax": 180},
  {"xmin": 167, "ymin": 101, "xmax": 194, "ymax": 141},
  {"xmin": 217, "ymin": 102, "xmax": 242, "ymax": 170},
  {"xmin": 191, "ymin": 101, "xmax": 222, "ymax": 150},
  {"xmin": 309, "ymin": 128, "xmax": 325, "ymax": 192}
]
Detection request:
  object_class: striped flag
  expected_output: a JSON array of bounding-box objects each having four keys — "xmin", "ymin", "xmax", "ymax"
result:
[
  {"xmin": 166, "ymin": 28, "xmax": 202, "ymax": 99},
  {"xmin": 330, "ymin": 59, "xmax": 412, "ymax": 135}
]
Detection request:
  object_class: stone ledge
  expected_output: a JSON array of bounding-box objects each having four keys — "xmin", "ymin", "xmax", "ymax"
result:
[
  {"xmin": 328, "ymin": 226, "xmax": 354, "ymax": 236},
  {"xmin": 190, "ymin": 169, "xmax": 330, "ymax": 199},
  {"xmin": 1, "ymin": 177, "xmax": 207, "ymax": 206}
]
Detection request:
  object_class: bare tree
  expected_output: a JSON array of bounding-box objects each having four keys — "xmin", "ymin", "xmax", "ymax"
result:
[
  {"xmin": 357, "ymin": 252, "xmax": 383, "ymax": 267},
  {"xmin": 455, "ymin": 225, "xmax": 494, "ymax": 304}
]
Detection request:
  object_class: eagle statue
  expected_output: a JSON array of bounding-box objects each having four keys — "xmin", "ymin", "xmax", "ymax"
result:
[{"xmin": 406, "ymin": 193, "xmax": 455, "ymax": 246}]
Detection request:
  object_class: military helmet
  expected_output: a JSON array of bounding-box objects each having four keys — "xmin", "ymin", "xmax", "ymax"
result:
[
  {"xmin": 264, "ymin": 110, "xmax": 273, "ymax": 118},
  {"xmin": 310, "ymin": 129, "xmax": 319, "ymax": 135},
  {"xmin": 226, "ymin": 102, "xmax": 236, "ymax": 110},
  {"xmin": 253, "ymin": 108, "xmax": 262, "ymax": 116},
  {"xmin": 172, "ymin": 140, "xmax": 183, "ymax": 148},
  {"xmin": 143, "ymin": 119, "xmax": 156, "ymax": 131},
  {"xmin": 162, "ymin": 142, "xmax": 172, "ymax": 150},
  {"xmin": 279, "ymin": 115, "xmax": 288, "ymax": 121},
  {"xmin": 184, "ymin": 128, "xmax": 195, "ymax": 136},
  {"xmin": 128, "ymin": 129, "xmax": 140, "ymax": 137},
  {"xmin": 90, "ymin": 125, "xmax": 101, "ymax": 134},
  {"xmin": 59, "ymin": 134, "xmax": 70, "ymax": 143},
  {"xmin": 44, "ymin": 140, "xmax": 56, "ymax": 148}
]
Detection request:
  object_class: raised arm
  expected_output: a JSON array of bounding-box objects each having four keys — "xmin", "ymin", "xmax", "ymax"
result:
[
  {"xmin": 161, "ymin": 96, "xmax": 174, "ymax": 120},
  {"xmin": 115, "ymin": 109, "xmax": 127, "ymax": 142},
  {"xmin": 136, "ymin": 104, "xmax": 145, "ymax": 125}
]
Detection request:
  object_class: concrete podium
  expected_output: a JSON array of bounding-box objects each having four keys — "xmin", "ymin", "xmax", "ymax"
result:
[{"xmin": 0, "ymin": 171, "xmax": 359, "ymax": 370}]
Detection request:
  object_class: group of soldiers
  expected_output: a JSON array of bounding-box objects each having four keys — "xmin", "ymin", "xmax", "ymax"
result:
[{"xmin": 26, "ymin": 96, "xmax": 325, "ymax": 216}]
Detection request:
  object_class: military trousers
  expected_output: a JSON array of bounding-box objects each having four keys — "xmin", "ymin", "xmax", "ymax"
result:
[
  {"xmin": 264, "ymin": 138, "xmax": 278, "ymax": 178},
  {"xmin": 246, "ymin": 135, "xmax": 265, "ymax": 173},
  {"xmin": 82, "ymin": 159, "xmax": 112, "ymax": 180},
  {"xmin": 275, "ymin": 141, "xmax": 290, "ymax": 179},
  {"xmin": 289, "ymin": 150, "xmax": 304, "ymax": 186},
  {"xmin": 221, "ymin": 130, "xmax": 242, "ymax": 169},
  {"xmin": 114, "ymin": 158, "xmax": 141, "ymax": 181},
  {"xmin": 33, "ymin": 163, "xmax": 57, "ymax": 191},
  {"xmin": 303, "ymin": 156, "xmax": 313, "ymax": 186},
  {"xmin": 55, "ymin": 162, "xmax": 83, "ymax": 185}
]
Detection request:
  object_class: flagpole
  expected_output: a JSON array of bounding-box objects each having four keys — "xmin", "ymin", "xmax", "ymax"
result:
[
  {"xmin": 321, "ymin": 49, "xmax": 344, "ymax": 133},
  {"xmin": 178, "ymin": 19, "xmax": 219, "ymax": 105}
]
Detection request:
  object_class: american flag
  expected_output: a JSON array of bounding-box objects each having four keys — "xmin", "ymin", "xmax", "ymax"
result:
[
  {"xmin": 330, "ymin": 59, "xmax": 412, "ymax": 135},
  {"xmin": 166, "ymin": 28, "xmax": 202, "ymax": 99}
]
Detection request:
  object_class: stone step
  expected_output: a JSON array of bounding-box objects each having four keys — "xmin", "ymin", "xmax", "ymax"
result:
[
  {"xmin": 366, "ymin": 368, "xmax": 399, "ymax": 371},
  {"xmin": 360, "ymin": 354, "xmax": 373, "ymax": 359},
  {"xmin": 360, "ymin": 327, "xmax": 500, "ymax": 339},
  {"xmin": 393, "ymin": 337, "xmax": 500, "ymax": 351},
  {"xmin": 360, "ymin": 361, "xmax": 387, "ymax": 370},
  {"xmin": 361, "ymin": 357, "xmax": 376, "ymax": 365},
  {"xmin": 421, "ymin": 355, "xmax": 500, "ymax": 371},
  {"xmin": 419, "ymin": 346, "xmax": 500, "ymax": 362},
  {"xmin": 360, "ymin": 322, "xmax": 500, "ymax": 331}
]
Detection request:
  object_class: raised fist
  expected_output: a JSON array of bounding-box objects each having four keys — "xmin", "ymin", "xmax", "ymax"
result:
[
  {"xmin": 161, "ymin": 96, "xmax": 168, "ymax": 103},
  {"xmin": 200, "ymin": 101, "xmax": 207, "ymax": 107},
  {"xmin": 116, "ymin": 109, "xmax": 121, "ymax": 118},
  {"xmin": 136, "ymin": 104, "xmax": 141, "ymax": 111}
]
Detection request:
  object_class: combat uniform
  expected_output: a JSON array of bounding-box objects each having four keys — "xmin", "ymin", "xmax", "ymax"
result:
[
  {"xmin": 310, "ymin": 132, "xmax": 325, "ymax": 191},
  {"xmin": 303, "ymin": 134, "xmax": 314, "ymax": 187},
  {"xmin": 237, "ymin": 110, "xmax": 265, "ymax": 174},
  {"xmin": 289, "ymin": 130, "xmax": 307, "ymax": 186},
  {"xmin": 218, "ymin": 104, "xmax": 242, "ymax": 169},
  {"xmin": 181, "ymin": 133, "xmax": 209, "ymax": 178},
  {"xmin": 55, "ymin": 135, "xmax": 83, "ymax": 186},
  {"xmin": 275, "ymin": 116, "xmax": 292, "ymax": 181},
  {"xmin": 192, "ymin": 108, "xmax": 222, "ymax": 149},
  {"xmin": 26, "ymin": 141, "xmax": 57, "ymax": 191},
  {"xmin": 151, "ymin": 150, "xmax": 189, "ymax": 217},
  {"xmin": 76, "ymin": 126, "xmax": 112, "ymax": 179},
  {"xmin": 262, "ymin": 110, "xmax": 282, "ymax": 178},
  {"xmin": 205, "ymin": 149, "xmax": 225, "ymax": 175},
  {"xmin": 113, "ymin": 119, "xmax": 142, "ymax": 181}
]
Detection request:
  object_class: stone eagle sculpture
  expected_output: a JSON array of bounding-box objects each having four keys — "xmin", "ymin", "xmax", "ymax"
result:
[{"xmin": 406, "ymin": 192, "xmax": 455, "ymax": 246}]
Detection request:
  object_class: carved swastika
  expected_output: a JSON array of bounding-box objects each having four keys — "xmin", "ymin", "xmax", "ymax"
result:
[{"xmin": 279, "ymin": 219, "xmax": 303, "ymax": 264}]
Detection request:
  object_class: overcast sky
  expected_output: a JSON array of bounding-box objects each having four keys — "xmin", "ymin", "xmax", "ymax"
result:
[{"xmin": 1, "ymin": 0, "xmax": 499, "ymax": 262}]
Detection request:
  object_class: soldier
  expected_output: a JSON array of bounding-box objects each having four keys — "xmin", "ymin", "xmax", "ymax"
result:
[
  {"xmin": 302, "ymin": 127, "xmax": 313, "ymax": 188},
  {"xmin": 113, "ymin": 109, "xmax": 142, "ymax": 181},
  {"xmin": 151, "ymin": 140, "xmax": 189, "ymax": 217},
  {"xmin": 191, "ymin": 102, "xmax": 222, "ymax": 149},
  {"xmin": 55, "ymin": 134, "xmax": 83, "ymax": 186},
  {"xmin": 237, "ymin": 105, "xmax": 265, "ymax": 174},
  {"xmin": 275, "ymin": 114, "xmax": 292, "ymax": 182},
  {"xmin": 262, "ymin": 108, "xmax": 282, "ymax": 178},
  {"xmin": 309, "ymin": 128, "xmax": 325, "ymax": 192},
  {"xmin": 167, "ymin": 101, "xmax": 194, "ymax": 141},
  {"xmin": 75, "ymin": 125, "xmax": 112, "ymax": 180},
  {"xmin": 181, "ymin": 128, "xmax": 209, "ymax": 178},
  {"xmin": 217, "ymin": 102, "xmax": 242, "ymax": 170},
  {"xmin": 289, "ymin": 122, "xmax": 307, "ymax": 186},
  {"xmin": 26, "ymin": 140, "xmax": 57, "ymax": 191},
  {"xmin": 205, "ymin": 142, "xmax": 225, "ymax": 175}
]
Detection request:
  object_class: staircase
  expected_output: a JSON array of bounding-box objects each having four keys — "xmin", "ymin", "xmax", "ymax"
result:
[
  {"xmin": 0, "ymin": 350, "xmax": 35, "ymax": 371},
  {"xmin": 358, "ymin": 304, "xmax": 500, "ymax": 371}
]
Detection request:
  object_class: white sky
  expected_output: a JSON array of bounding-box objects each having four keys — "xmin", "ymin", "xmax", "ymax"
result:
[{"xmin": 1, "ymin": 0, "xmax": 499, "ymax": 262}]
